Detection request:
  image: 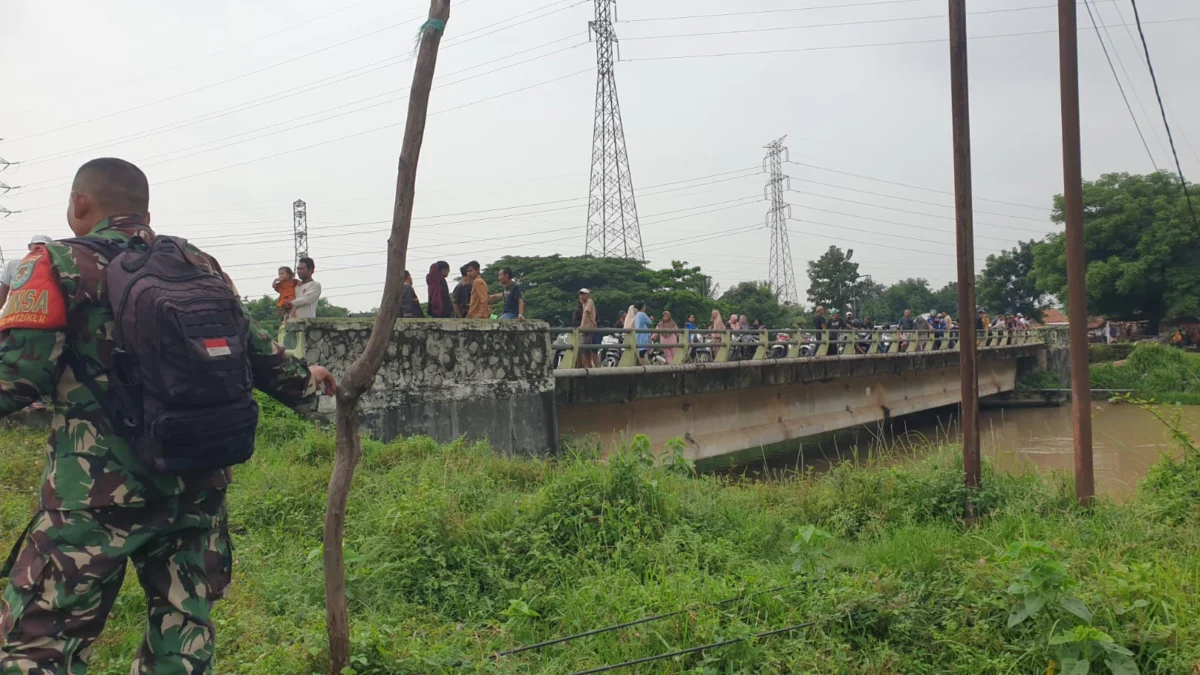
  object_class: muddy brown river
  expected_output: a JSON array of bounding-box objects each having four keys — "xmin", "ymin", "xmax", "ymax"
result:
[{"xmin": 723, "ymin": 403, "xmax": 1200, "ymax": 500}]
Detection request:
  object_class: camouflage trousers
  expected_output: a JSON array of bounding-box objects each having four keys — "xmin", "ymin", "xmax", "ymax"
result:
[{"xmin": 0, "ymin": 489, "xmax": 231, "ymax": 674}]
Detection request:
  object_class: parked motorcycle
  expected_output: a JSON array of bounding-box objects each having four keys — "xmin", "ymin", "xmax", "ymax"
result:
[
  {"xmin": 600, "ymin": 333, "xmax": 623, "ymax": 368},
  {"xmin": 553, "ymin": 332, "xmax": 570, "ymax": 368},
  {"xmin": 689, "ymin": 332, "xmax": 714, "ymax": 363},
  {"xmin": 770, "ymin": 332, "xmax": 790, "ymax": 359}
]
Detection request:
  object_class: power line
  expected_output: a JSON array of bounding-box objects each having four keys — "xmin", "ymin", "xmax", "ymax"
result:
[
  {"xmin": 786, "ymin": 161, "xmax": 1047, "ymax": 211},
  {"xmin": 1081, "ymin": 0, "xmax": 1157, "ymax": 169},
  {"xmin": 15, "ymin": 40, "xmax": 591, "ymax": 194},
  {"xmin": 788, "ymin": 220, "xmax": 996, "ymax": 260},
  {"xmin": 622, "ymin": 3, "xmax": 1081, "ymax": 42},
  {"xmin": 16, "ymin": 68, "xmax": 594, "ymax": 212},
  {"xmin": 1090, "ymin": 2, "xmax": 1170, "ymax": 162},
  {"xmin": 4, "ymin": 0, "xmax": 572, "ymax": 145},
  {"xmin": 786, "ymin": 189, "xmax": 1051, "ymax": 236},
  {"xmin": 785, "ymin": 208, "xmax": 1007, "ymax": 252},
  {"xmin": 621, "ymin": 18, "xmax": 1199, "ymax": 62},
  {"xmin": 1108, "ymin": 2, "xmax": 1200, "ymax": 166},
  {"xmin": 4, "ymin": 0, "xmax": 387, "ymax": 118},
  {"xmin": 19, "ymin": 33, "xmax": 586, "ymax": 168},
  {"xmin": 1126, "ymin": 0, "xmax": 1199, "ymax": 227},
  {"xmin": 622, "ymin": 0, "xmax": 936, "ymax": 22},
  {"xmin": 791, "ymin": 176, "xmax": 1047, "ymax": 221}
]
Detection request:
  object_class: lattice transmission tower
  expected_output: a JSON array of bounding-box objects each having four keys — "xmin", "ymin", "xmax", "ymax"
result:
[
  {"xmin": 292, "ymin": 199, "xmax": 308, "ymax": 265},
  {"xmin": 764, "ymin": 137, "xmax": 799, "ymax": 305},
  {"xmin": 584, "ymin": 0, "xmax": 643, "ymax": 259}
]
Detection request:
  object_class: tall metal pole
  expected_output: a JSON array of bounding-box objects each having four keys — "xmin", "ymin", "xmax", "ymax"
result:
[
  {"xmin": 1057, "ymin": 0, "xmax": 1095, "ymax": 505},
  {"xmin": 948, "ymin": 0, "xmax": 981, "ymax": 500}
]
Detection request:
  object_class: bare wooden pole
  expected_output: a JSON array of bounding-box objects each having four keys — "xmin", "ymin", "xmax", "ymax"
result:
[
  {"xmin": 948, "ymin": 0, "xmax": 981, "ymax": 506},
  {"xmin": 322, "ymin": 2, "xmax": 450, "ymax": 671},
  {"xmin": 1057, "ymin": 0, "xmax": 1095, "ymax": 506}
]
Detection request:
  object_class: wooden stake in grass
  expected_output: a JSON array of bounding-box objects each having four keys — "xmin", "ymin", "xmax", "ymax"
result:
[{"xmin": 322, "ymin": 2, "xmax": 450, "ymax": 671}]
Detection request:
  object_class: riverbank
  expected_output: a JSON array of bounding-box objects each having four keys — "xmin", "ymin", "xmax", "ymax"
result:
[
  {"xmin": 1091, "ymin": 342, "xmax": 1200, "ymax": 404},
  {"xmin": 2, "ymin": 402, "xmax": 1200, "ymax": 673}
]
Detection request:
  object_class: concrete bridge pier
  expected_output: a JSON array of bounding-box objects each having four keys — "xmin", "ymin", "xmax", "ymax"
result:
[{"xmin": 284, "ymin": 319, "xmax": 557, "ymax": 456}]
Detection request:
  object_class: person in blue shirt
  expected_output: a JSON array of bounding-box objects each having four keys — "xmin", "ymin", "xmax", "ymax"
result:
[
  {"xmin": 634, "ymin": 302, "xmax": 652, "ymax": 361},
  {"xmin": 684, "ymin": 314, "xmax": 697, "ymax": 330}
]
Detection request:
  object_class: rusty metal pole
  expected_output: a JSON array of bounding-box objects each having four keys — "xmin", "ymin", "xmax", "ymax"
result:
[
  {"xmin": 1057, "ymin": 0, "xmax": 1095, "ymax": 506},
  {"xmin": 948, "ymin": 0, "xmax": 981, "ymax": 503}
]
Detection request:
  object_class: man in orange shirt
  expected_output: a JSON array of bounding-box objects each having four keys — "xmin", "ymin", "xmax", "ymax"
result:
[{"xmin": 466, "ymin": 260, "xmax": 491, "ymax": 319}]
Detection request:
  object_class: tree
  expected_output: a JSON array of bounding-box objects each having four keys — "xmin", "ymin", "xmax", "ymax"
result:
[
  {"xmin": 851, "ymin": 277, "xmax": 886, "ymax": 317},
  {"xmin": 860, "ymin": 278, "xmax": 935, "ymax": 324},
  {"xmin": 242, "ymin": 295, "xmax": 355, "ymax": 339},
  {"xmin": 932, "ymin": 281, "xmax": 959, "ymax": 319},
  {"xmin": 323, "ymin": 4, "xmax": 449, "ymax": 672},
  {"xmin": 482, "ymin": 255, "xmax": 719, "ymax": 326},
  {"xmin": 977, "ymin": 241, "xmax": 1044, "ymax": 320},
  {"xmin": 806, "ymin": 246, "xmax": 860, "ymax": 311},
  {"xmin": 1030, "ymin": 171, "xmax": 1200, "ymax": 327},
  {"xmin": 719, "ymin": 281, "xmax": 796, "ymax": 328}
]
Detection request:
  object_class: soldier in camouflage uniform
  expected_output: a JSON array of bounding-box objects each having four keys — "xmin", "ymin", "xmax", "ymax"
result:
[{"xmin": 0, "ymin": 158, "xmax": 336, "ymax": 674}]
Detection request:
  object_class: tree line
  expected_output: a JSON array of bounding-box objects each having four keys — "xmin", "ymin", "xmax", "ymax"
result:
[{"xmin": 243, "ymin": 172, "xmax": 1196, "ymax": 331}]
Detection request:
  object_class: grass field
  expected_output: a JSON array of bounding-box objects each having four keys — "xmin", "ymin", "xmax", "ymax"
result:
[{"xmin": 2, "ymin": 395, "xmax": 1200, "ymax": 674}]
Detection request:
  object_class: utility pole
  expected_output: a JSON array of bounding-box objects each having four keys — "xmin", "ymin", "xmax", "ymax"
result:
[
  {"xmin": 1057, "ymin": 0, "xmax": 1095, "ymax": 505},
  {"xmin": 948, "ymin": 0, "xmax": 981, "ymax": 504},
  {"xmin": 293, "ymin": 199, "xmax": 309, "ymax": 266},
  {"xmin": 764, "ymin": 137, "xmax": 799, "ymax": 306},
  {"xmin": 584, "ymin": 0, "xmax": 643, "ymax": 259}
]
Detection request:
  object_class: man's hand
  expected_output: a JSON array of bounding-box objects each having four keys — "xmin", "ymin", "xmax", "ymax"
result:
[
  {"xmin": 309, "ymin": 365, "xmax": 337, "ymax": 396},
  {"xmin": 284, "ymin": 300, "xmax": 293, "ymax": 309}
]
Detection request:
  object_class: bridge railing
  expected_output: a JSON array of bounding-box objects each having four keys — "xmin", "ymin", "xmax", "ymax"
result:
[{"xmin": 550, "ymin": 327, "xmax": 1043, "ymax": 369}]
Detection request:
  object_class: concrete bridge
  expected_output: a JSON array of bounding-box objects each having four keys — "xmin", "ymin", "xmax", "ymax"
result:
[{"xmin": 283, "ymin": 320, "xmax": 1058, "ymax": 462}]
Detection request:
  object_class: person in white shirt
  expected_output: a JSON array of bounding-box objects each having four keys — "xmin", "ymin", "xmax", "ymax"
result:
[
  {"xmin": 287, "ymin": 256, "xmax": 322, "ymax": 319},
  {"xmin": 0, "ymin": 234, "xmax": 55, "ymax": 301}
]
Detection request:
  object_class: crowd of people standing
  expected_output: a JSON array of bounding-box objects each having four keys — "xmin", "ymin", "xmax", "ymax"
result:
[{"xmin": 273, "ymin": 259, "xmax": 527, "ymax": 322}]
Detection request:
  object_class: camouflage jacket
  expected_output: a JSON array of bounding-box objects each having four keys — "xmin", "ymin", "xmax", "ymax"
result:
[{"xmin": 0, "ymin": 214, "xmax": 316, "ymax": 510}]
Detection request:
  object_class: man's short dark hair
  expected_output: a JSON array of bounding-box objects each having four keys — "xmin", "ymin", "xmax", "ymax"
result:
[
  {"xmin": 73, "ymin": 158, "xmax": 149, "ymax": 213},
  {"xmin": 634, "ymin": 302, "xmax": 645, "ymax": 311},
  {"xmin": 298, "ymin": 257, "xmax": 315, "ymax": 270},
  {"xmin": 467, "ymin": 260, "xmax": 481, "ymax": 272},
  {"xmin": 437, "ymin": 260, "xmax": 450, "ymax": 273},
  {"xmin": 459, "ymin": 263, "xmax": 470, "ymax": 276},
  {"xmin": 499, "ymin": 267, "xmax": 514, "ymax": 278}
]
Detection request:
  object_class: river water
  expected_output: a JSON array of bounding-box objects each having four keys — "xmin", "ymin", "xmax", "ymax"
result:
[{"xmin": 728, "ymin": 403, "xmax": 1200, "ymax": 500}]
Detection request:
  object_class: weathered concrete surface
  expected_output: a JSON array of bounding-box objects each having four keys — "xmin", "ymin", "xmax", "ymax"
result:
[
  {"xmin": 283, "ymin": 318, "xmax": 556, "ymax": 455},
  {"xmin": 555, "ymin": 346, "xmax": 1038, "ymax": 461}
]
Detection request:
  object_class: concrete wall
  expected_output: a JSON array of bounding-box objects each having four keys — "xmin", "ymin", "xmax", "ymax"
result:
[
  {"xmin": 282, "ymin": 318, "xmax": 556, "ymax": 456},
  {"xmin": 556, "ymin": 346, "xmax": 1038, "ymax": 461}
]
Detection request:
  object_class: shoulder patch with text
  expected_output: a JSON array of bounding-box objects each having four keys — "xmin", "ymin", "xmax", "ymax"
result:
[{"xmin": 0, "ymin": 247, "xmax": 67, "ymax": 331}]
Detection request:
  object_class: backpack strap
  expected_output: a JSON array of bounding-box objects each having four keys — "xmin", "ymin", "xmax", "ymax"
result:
[{"xmin": 57, "ymin": 236, "xmax": 139, "ymax": 437}]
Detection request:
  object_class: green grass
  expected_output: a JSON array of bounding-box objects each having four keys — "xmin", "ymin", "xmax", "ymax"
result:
[
  {"xmin": 1090, "ymin": 343, "xmax": 1137, "ymax": 364},
  {"xmin": 1091, "ymin": 342, "xmax": 1200, "ymax": 404},
  {"xmin": 2, "ymin": 400, "xmax": 1200, "ymax": 673}
]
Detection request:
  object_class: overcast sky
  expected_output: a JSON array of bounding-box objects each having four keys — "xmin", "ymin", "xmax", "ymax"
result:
[{"xmin": 2, "ymin": 0, "xmax": 1197, "ymax": 311}]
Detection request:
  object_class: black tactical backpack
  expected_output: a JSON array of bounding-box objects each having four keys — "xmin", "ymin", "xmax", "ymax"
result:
[{"xmin": 65, "ymin": 234, "xmax": 259, "ymax": 474}]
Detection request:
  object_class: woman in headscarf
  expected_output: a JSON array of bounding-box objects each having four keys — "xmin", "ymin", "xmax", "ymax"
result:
[
  {"xmin": 425, "ymin": 261, "xmax": 453, "ymax": 318},
  {"xmin": 710, "ymin": 309, "xmax": 726, "ymax": 344},
  {"xmin": 657, "ymin": 311, "xmax": 679, "ymax": 363},
  {"xmin": 400, "ymin": 270, "xmax": 424, "ymax": 318},
  {"xmin": 728, "ymin": 314, "xmax": 741, "ymax": 331},
  {"xmin": 622, "ymin": 304, "xmax": 638, "ymax": 330}
]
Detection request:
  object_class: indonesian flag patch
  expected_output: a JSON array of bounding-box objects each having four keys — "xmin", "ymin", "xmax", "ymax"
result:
[{"xmin": 204, "ymin": 338, "xmax": 232, "ymax": 357}]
